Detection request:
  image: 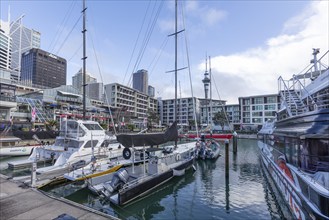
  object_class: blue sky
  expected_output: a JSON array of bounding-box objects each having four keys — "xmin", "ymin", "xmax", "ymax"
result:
[{"xmin": 1, "ymin": 0, "xmax": 328, "ymax": 104}]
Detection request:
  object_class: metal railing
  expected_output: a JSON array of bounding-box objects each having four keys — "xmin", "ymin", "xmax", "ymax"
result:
[{"xmin": 278, "ymin": 50, "xmax": 329, "ymax": 117}]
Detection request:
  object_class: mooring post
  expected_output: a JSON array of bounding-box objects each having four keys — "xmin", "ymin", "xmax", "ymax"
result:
[
  {"xmin": 225, "ymin": 139, "xmax": 229, "ymax": 178},
  {"xmin": 233, "ymin": 131, "xmax": 238, "ymax": 154},
  {"xmin": 31, "ymin": 161, "xmax": 37, "ymax": 188}
]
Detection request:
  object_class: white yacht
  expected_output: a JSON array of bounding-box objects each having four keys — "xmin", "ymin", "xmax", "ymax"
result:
[{"xmin": 8, "ymin": 119, "xmax": 122, "ymax": 172}]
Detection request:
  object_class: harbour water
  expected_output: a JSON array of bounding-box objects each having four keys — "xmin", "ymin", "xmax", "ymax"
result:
[{"xmin": 0, "ymin": 139, "xmax": 293, "ymax": 219}]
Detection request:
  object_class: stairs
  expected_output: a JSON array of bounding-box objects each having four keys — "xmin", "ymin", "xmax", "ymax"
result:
[
  {"xmin": 284, "ymin": 91, "xmax": 305, "ymax": 116},
  {"xmin": 16, "ymin": 97, "xmax": 53, "ymax": 123}
]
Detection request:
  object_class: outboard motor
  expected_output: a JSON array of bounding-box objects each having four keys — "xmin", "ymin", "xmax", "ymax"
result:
[{"xmin": 104, "ymin": 168, "xmax": 129, "ymax": 193}]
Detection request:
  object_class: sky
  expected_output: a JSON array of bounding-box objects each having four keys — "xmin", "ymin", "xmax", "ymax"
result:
[{"xmin": 1, "ymin": 0, "xmax": 328, "ymax": 104}]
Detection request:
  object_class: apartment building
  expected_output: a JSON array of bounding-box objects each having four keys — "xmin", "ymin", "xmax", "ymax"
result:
[
  {"xmin": 104, "ymin": 83, "xmax": 157, "ymax": 120},
  {"xmin": 159, "ymin": 97, "xmax": 200, "ymax": 127},
  {"xmin": 239, "ymin": 94, "xmax": 280, "ymax": 130}
]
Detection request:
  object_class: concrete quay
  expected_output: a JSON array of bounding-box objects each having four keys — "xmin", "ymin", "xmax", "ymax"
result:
[{"xmin": 0, "ymin": 174, "xmax": 118, "ymax": 220}]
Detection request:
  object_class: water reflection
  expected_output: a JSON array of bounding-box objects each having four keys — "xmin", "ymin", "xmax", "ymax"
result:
[
  {"xmin": 1, "ymin": 139, "xmax": 292, "ymax": 219},
  {"xmin": 66, "ymin": 170, "xmax": 196, "ymax": 220}
]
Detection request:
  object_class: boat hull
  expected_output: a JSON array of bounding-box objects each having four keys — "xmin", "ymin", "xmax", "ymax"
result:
[
  {"xmin": 0, "ymin": 145, "xmax": 37, "ymax": 156},
  {"xmin": 112, "ymin": 157, "xmax": 194, "ymax": 206},
  {"xmin": 258, "ymin": 140, "xmax": 329, "ymax": 220}
]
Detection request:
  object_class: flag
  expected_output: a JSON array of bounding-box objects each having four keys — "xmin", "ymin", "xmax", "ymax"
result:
[{"xmin": 31, "ymin": 107, "xmax": 36, "ymax": 122}]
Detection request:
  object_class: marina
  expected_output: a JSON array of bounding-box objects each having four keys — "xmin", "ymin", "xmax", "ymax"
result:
[
  {"xmin": 0, "ymin": 138, "xmax": 293, "ymax": 219},
  {"xmin": 0, "ymin": 0, "xmax": 328, "ymax": 219}
]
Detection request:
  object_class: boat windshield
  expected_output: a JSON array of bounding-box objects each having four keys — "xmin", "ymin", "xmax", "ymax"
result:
[
  {"xmin": 83, "ymin": 123, "xmax": 103, "ymax": 131},
  {"xmin": 54, "ymin": 139, "xmax": 83, "ymax": 149},
  {"xmin": 59, "ymin": 120, "xmax": 85, "ymax": 137}
]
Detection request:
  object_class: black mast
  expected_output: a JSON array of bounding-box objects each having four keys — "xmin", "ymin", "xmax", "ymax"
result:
[{"xmin": 82, "ymin": 0, "xmax": 87, "ymax": 120}]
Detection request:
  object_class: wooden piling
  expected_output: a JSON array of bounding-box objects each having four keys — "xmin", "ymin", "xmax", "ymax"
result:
[{"xmin": 233, "ymin": 134, "xmax": 238, "ymax": 154}]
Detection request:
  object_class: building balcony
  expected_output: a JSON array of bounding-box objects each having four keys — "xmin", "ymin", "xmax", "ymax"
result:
[{"xmin": 0, "ymin": 96, "xmax": 17, "ymax": 108}]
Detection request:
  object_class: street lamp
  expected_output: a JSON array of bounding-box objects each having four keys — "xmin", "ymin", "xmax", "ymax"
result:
[{"xmin": 202, "ymin": 69, "xmax": 210, "ymax": 125}]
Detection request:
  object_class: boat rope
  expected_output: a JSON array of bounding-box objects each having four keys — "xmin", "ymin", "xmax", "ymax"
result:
[
  {"xmin": 122, "ymin": 0, "xmax": 152, "ymax": 85},
  {"xmin": 48, "ymin": 1, "xmax": 78, "ymax": 53},
  {"xmin": 54, "ymin": 14, "xmax": 82, "ymax": 55},
  {"xmin": 181, "ymin": 3, "xmax": 199, "ymax": 136},
  {"xmin": 88, "ymin": 30, "xmax": 117, "ymax": 135},
  {"xmin": 126, "ymin": 1, "xmax": 164, "ymax": 88}
]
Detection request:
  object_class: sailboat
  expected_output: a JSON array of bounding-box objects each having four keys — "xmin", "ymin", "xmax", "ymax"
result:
[
  {"xmin": 8, "ymin": 0, "xmax": 123, "ymax": 173},
  {"xmin": 86, "ymin": 0, "xmax": 197, "ymax": 206}
]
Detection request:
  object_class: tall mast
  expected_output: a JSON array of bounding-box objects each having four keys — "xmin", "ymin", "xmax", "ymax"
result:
[
  {"xmin": 82, "ymin": 0, "xmax": 87, "ymax": 120},
  {"xmin": 174, "ymin": 0, "xmax": 178, "ymax": 124},
  {"xmin": 209, "ymin": 56, "xmax": 213, "ymax": 129}
]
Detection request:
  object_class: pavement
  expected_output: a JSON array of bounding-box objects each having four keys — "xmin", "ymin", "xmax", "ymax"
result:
[{"xmin": 0, "ymin": 174, "xmax": 119, "ymax": 220}]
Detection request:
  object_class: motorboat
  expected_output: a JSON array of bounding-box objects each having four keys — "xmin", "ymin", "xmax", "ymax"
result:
[
  {"xmin": 0, "ymin": 135, "xmax": 40, "ymax": 157},
  {"xmin": 195, "ymin": 137, "xmax": 221, "ymax": 160},
  {"xmin": 258, "ymin": 49, "xmax": 329, "ymax": 220},
  {"xmin": 7, "ymin": 119, "xmax": 122, "ymax": 172},
  {"xmin": 0, "ymin": 121, "xmax": 56, "ymax": 157}
]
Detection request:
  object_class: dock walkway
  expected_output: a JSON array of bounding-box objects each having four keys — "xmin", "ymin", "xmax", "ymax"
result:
[{"xmin": 0, "ymin": 174, "xmax": 118, "ymax": 220}]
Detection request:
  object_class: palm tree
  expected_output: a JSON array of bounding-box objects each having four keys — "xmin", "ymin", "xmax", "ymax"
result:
[
  {"xmin": 46, "ymin": 119, "xmax": 58, "ymax": 131},
  {"xmin": 212, "ymin": 110, "xmax": 227, "ymax": 132}
]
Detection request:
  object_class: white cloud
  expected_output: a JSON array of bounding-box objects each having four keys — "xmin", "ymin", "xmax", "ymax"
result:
[
  {"xmin": 201, "ymin": 7, "xmax": 227, "ymax": 26},
  {"xmin": 199, "ymin": 1, "xmax": 328, "ymax": 104},
  {"xmin": 159, "ymin": 1, "xmax": 227, "ymax": 33}
]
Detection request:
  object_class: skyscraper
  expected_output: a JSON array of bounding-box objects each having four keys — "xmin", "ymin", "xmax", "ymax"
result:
[
  {"xmin": 21, "ymin": 48, "xmax": 66, "ymax": 88},
  {"xmin": 0, "ymin": 20, "xmax": 12, "ymax": 71},
  {"xmin": 10, "ymin": 15, "xmax": 41, "ymax": 79},
  {"xmin": 133, "ymin": 69, "xmax": 148, "ymax": 94},
  {"xmin": 72, "ymin": 69, "xmax": 97, "ymax": 94},
  {"xmin": 86, "ymin": 82, "xmax": 103, "ymax": 101},
  {"xmin": 148, "ymin": 85, "xmax": 155, "ymax": 97}
]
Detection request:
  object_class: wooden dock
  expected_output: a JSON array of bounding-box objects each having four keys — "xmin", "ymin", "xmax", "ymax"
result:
[{"xmin": 0, "ymin": 174, "xmax": 118, "ymax": 220}]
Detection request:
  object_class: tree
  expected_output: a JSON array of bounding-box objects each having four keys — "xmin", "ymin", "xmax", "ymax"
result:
[
  {"xmin": 147, "ymin": 108, "xmax": 160, "ymax": 131},
  {"xmin": 46, "ymin": 119, "xmax": 58, "ymax": 131},
  {"xmin": 212, "ymin": 110, "xmax": 228, "ymax": 132}
]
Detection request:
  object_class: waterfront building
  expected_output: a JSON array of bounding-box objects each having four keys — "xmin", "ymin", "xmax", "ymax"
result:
[
  {"xmin": 199, "ymin": 98, "xmax": 227, "ymax": 127},
  {"xmin": 86, "ymin": 82, "xmax": 103, "ymax": 101},
  {"xmin": 14, "ymin": 85, "xmax": 93, "ymax": 122},
  {"xmin": 224, "ymin": 104, "xmax": 241, "ymax": 130},
  {"xmin": 159, "ymin": 97, "xmax": 200, "ymax": 127},
  {"xmin": 9, "ymin": 15, "xmax": 41, "ymax": 79},
  {"xmin": 21, "ymin": 48, "xmax": 66, "ymax": 88},
  {"xmin": 104, "ymin": 83, "xmax": 157, "ymax": 123},
  {"xmin": 148, "ymin": 85, "xmax": 155, "ymax": 98},
  {"xmin": 0, "ymin": 20, "xmax": 12, "ymax": 70},
  {"xmin": 133, "ymin": 69, "xmax": 148, "ymax": 94},
  {"xmin": 238, "ymin": 94, "xmax": 280, "ymax": 130},
  {"xmin": 0, "ymin": 69, "xmax": 16, "ymax": 121},
  {"xmin": 72, "ymin": 69, "xmax": 96, "ymax": 93}
]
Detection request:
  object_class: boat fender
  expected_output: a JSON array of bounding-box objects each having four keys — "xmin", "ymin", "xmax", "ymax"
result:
[
  {"xmin": 176, "ymin": 154, "xmax": 181, "ymax": 161},
  {"xmin": 123, "ymin": 147, "xmax": 131, "ymax": 159}
]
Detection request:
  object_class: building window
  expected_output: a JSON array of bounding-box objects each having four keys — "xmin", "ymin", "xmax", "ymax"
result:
[
  {"xmin": 267, "ymin": 97, "xmax": 277, "ymax": 103},
  {"xmin": 254, "ymin": 97, "xmax": 264, "ymax": 104}
]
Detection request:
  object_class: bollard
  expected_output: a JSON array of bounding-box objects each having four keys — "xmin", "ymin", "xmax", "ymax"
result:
[
  {"xmin": 225, "ymin": 139, "xmax": 229, "ymax": 178},
  {"xmin": 233, "ymin": 131, "xmax": 238, "ymax": 154},
  {"xmin": 31, "ymin": 161, "xmax": 37, "ymax": 187}
]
